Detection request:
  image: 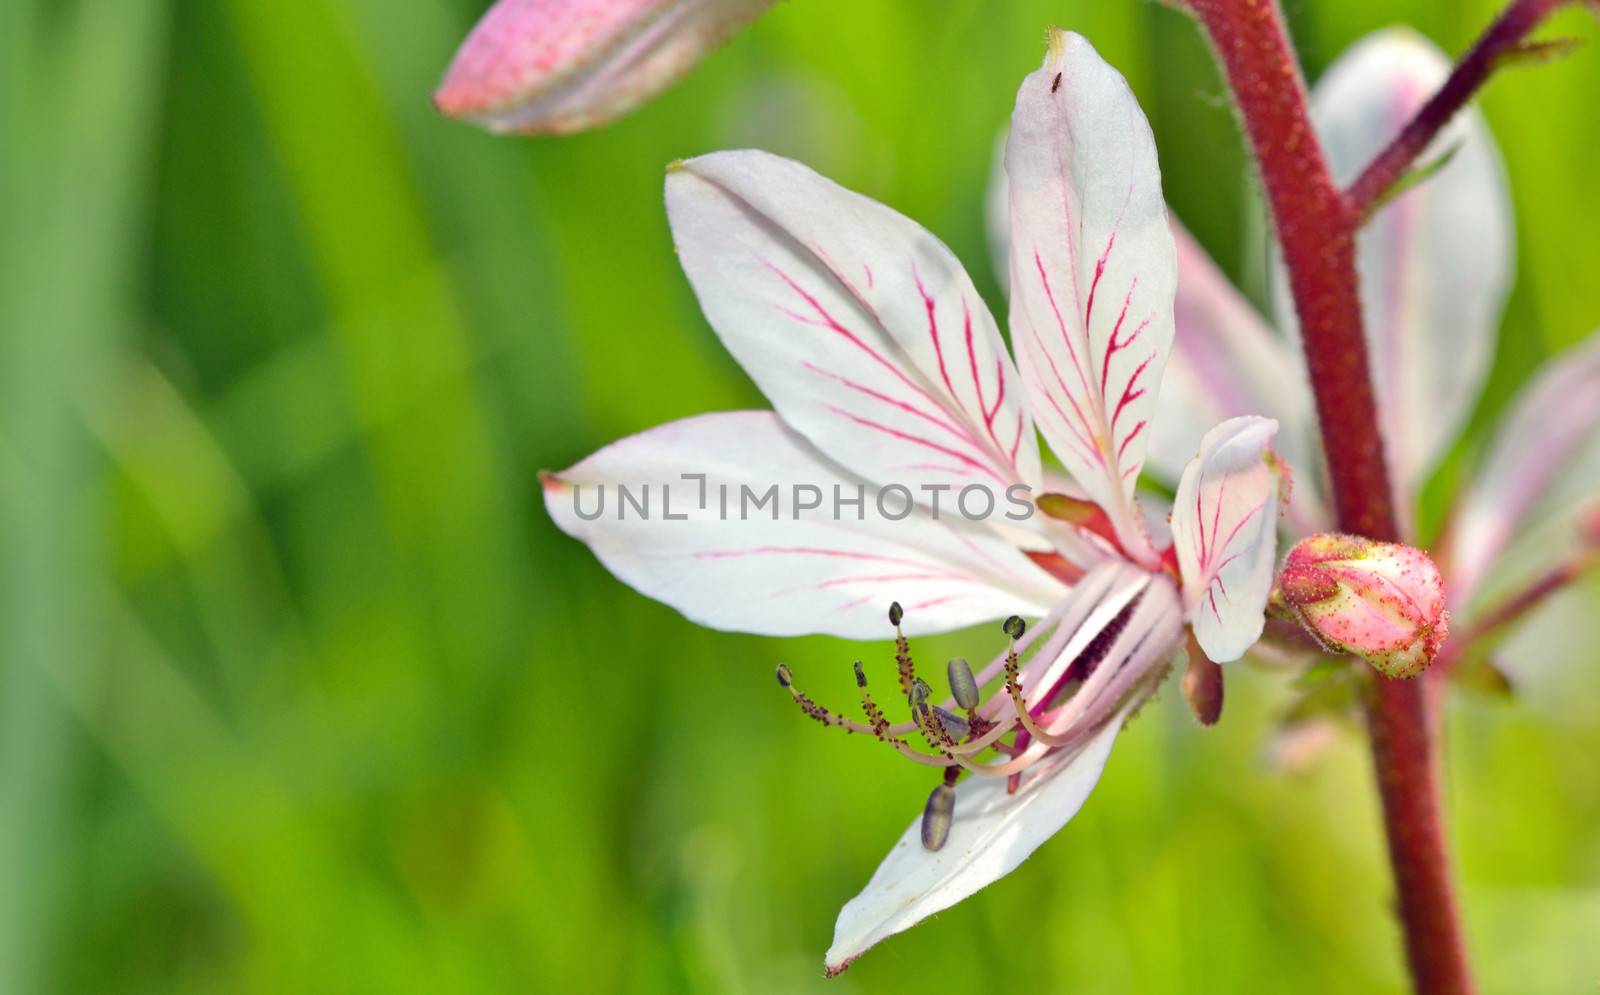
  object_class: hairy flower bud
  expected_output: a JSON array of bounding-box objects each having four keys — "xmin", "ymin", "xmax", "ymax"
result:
[{"xmin": 1274, "ymin": 534, "xmax": 1448, "ymax": 679}]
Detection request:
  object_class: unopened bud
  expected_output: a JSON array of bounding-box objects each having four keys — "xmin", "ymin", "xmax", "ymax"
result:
[
  {"xmin": 1002, "ymin": 615, "xmax": 1026, "ymax": 640},
  {"xmin": 947, "ymin": 657, "xmax": 979, "ymax": 710},
  {"xmin": 1275, "ymin": 534, "xmax": 1448, "ymax": 679},
  {"xmin": 434, "ymin": 0, "xmax": 778, "ymax": 135},
  {"xmin": 920, "ymin": 783, "xmax": 956, "ymax": 851}
]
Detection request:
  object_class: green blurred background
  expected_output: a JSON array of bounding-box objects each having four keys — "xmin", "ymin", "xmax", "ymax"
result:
[{"xmin": 4, "ymin": 0, "xmax": 1599, "ymax": 991}]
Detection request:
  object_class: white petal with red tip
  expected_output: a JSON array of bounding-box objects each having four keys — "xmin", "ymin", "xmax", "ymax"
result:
[
  {"xmin": 542, "ymin": 412, "xmax": 1066, "ymax": 639},
  {"xmin": 1310, "ymin": 28, "xmax": 1513, "ymax": 532},
  {"xmin": 1005, "ymin": 29, "xmax": 1177, "ymax": 557},
  {"xmin": 1448, "ymin": 329, "xmax": 1600, "ymax": 606},
  {"xmin": 665, "ymin": 151, "xmax": 1041, "ymax": 508},
  {"xmin": 1172, "ymin": 416, "xmax": 1282, "ymax": 663},
  {"xmin": 434, "ymin": 0, "xmax": 775, "ymax": 134},
  {"xmin": 824, "ymin": 713, "xmax": 1124, "ymax": 976}
]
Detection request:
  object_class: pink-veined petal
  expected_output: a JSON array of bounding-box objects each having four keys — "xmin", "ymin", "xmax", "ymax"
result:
[
  {"xmin": 1447, "ymin": 329, "xmax": 1600, "ymax": 607},
  {"xmin": 823, "ymin": 718, "xmax": 1121, "ymax": 976},
  {"xmin": 1151, "ymin": 225, "xmax": 1328, "ymax": 532},
  {"xmin": 1309, "ymin": 28, "xmax": 1513, "ymax": 534},
  {"xmin": 1172, "ymin": 416, "xmax": 1283, "ymax": 662},
  {"xmin": 1005, "ymin": 29, "xmax": 1177, "ymax": 560},
  {"xmin": 986, "ymin": 147, "xmax": 1324, "ymax": 535},
  {"xmin": 542, "ymin": 412, "xmax": 1066, "ymax": 639},
  {"xmin": 665, "ymin": 151, "xmax": 1042, "ymax": 507},
  {"xmin": 434, "ymin": 0, "xmax": 776, "ymax": 134}
]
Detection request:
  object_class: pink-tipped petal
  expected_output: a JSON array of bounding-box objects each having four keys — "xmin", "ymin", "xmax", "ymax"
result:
[
  {"xmin": 1306, "ymin": 28, "xmax": 1513, "ymax": 533},
  {"xmin": 435, "ymin": 0, "xmax": 776, "ymax": 134},
  {"xmin": 1448, "ymin": 329, "xmax": 1600, "ymax": 607},
  {"xmin": 1171, "ymin": 416, "xmax": 1283, "ymax": 663},
  {"xmin": 1005, "ymin": 30, "xmax": 1178, "ymax": 560},
  {"xmin": 665, "ymin": 151, "xmax": 1042, "ymax": 506},
  {"xmin": 542, "ymin": 412, "xmax": 1065, "ymax": 639}
]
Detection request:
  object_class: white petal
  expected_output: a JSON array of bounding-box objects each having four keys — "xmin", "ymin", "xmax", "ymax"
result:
[
  {"xmin": 1005, "ymin": 29, "xmax": 1177, "ymax": 557},
  {"xmin": 1172, "ymin": 417, "xmax": 1283, "ymax": 662},
  {"xmin": 664, "ymin": 151, "xmax": 1041, "ymax": 508},
  {"xmin": 542, "ymin": 412, "xmax": 1066, "ymax": 639},
  {"xmin": 824, "ymin": 714, "xmax": 1124, "ymax": 976},
  {"xmin": 1310, "ymin": 27, "xmax": 1514, "ymax": 532},
  {"xmin": 1447, "ymin": 329, "xmax": 1600, "ymax": 606}
]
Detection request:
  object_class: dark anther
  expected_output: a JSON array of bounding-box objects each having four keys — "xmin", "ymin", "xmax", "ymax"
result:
[
  {"xmin": 921, "ymin": 783, "xmax": 956, "ymax": 851},
  {"xmin": 947, "ymin": 657, "xmax": 979, "ymax": 710},
  {"xmin": 888, "ymin": 601, "xmax": 904, "ymax": 627},
  {"xmin": 853, "ymin": 660, "xmax": 868, "ymax": 689},
  {"xmin": 1003, "ymin": 615, "xmax": 1027, "ymax": 640},
  {"xmin": 932, "ymin": 706, "xmax": 970, "ymax": 740},
  {"xmin": 909, "ymin": 676, "xmax": 932, "ymax": 707},
  {"xmin": 775, "ymin": 663, "xmax": 793, "ymax": 688}
]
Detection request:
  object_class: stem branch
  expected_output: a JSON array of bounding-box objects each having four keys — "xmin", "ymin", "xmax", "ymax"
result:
[
  {"xmin": 1434, "ymin": 542, "xmax": 1600, "ymax": 676},
  {"xmin": 1346, "ymin": 0, "xmax": 1581, "ymax": 216}
]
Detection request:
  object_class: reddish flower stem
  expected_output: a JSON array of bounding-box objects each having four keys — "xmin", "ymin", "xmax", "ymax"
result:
[
  {"xmin": 1346, "ymin": 0, "xmax": 1580, "ymax": 216},
  {"xmin": 1179, "ymin": 2, "xmax": 1471, "ymax": 991}
]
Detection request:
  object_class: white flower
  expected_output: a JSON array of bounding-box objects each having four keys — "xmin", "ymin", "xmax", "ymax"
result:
[{"xmin": 543, "ymin": 29, "xmax": 1285, "ymax": 973}]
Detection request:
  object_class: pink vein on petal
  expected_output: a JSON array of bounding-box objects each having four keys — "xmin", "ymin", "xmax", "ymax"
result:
[
  {"xmin": 1033, "ymin": 250, "xmax": 1097, "ymax": 401},
  {"xmin": 1208, "ymin": 477, "xmax": 1227, "ymax": 568},
  {"xmin": 916, "ymin": 267, "xmax": 963, "ymax": 407},
  {"xmin": 801, "ymin": 361, "xmax": 973, "ymax": 446},
  {"xmin": 764, "ymin": 262, "xmax": 950, "ymax": 421},
  {"xmin": 1115, "ymin": 421, "xmax": 1146, "ymax": 464},
  {"xmin": 1099, "ymin": 282, "xmax": 1143, "ymax": 395},
  {"xmin": 1027, "ymin": 372, "xmax": 1100, "ymax": 467},
  {"xmin": 824, "ymin": 406, "xmax": 1006, "ymax": 484},
  {"xmin": 985, "ymin": 356, "xmax": 1006, "ymax": 425},
  {"xmin": 1084, "ymin": 228, "xmax": 1116, "ymax": 329},
  {"xmin": 816, "ymin": 572, "xmax": 966, "ymax": 588},
  {"xmin": 692, "ymin": 546, "xmax": 934, "ymax": 569},
  {"xmin": 1023, "ymin": 316, "xmax": 1101, "ymax": 465},
  {"xmin": 1110, "ymin": 350, "xmax": 1153, "ymax": 433}
]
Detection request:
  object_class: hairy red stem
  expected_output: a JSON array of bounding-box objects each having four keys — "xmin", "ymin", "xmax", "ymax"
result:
[
  {"xmin": 1347, "ymin": 0, "xmax": 1579, "ymax": 215},
  {"xmin": 1180, "ymin": 1, "xmax": 1472, "ymax": 991}
]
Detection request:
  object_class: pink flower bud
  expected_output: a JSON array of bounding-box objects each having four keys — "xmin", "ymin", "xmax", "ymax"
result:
[
  {"xmin": 434, "ymin": 0, "xmax": 778, "ymax": 135},
  {"xmin": 1275, "ymin": 534, "xmax": 1448, "ymax": 679}
]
